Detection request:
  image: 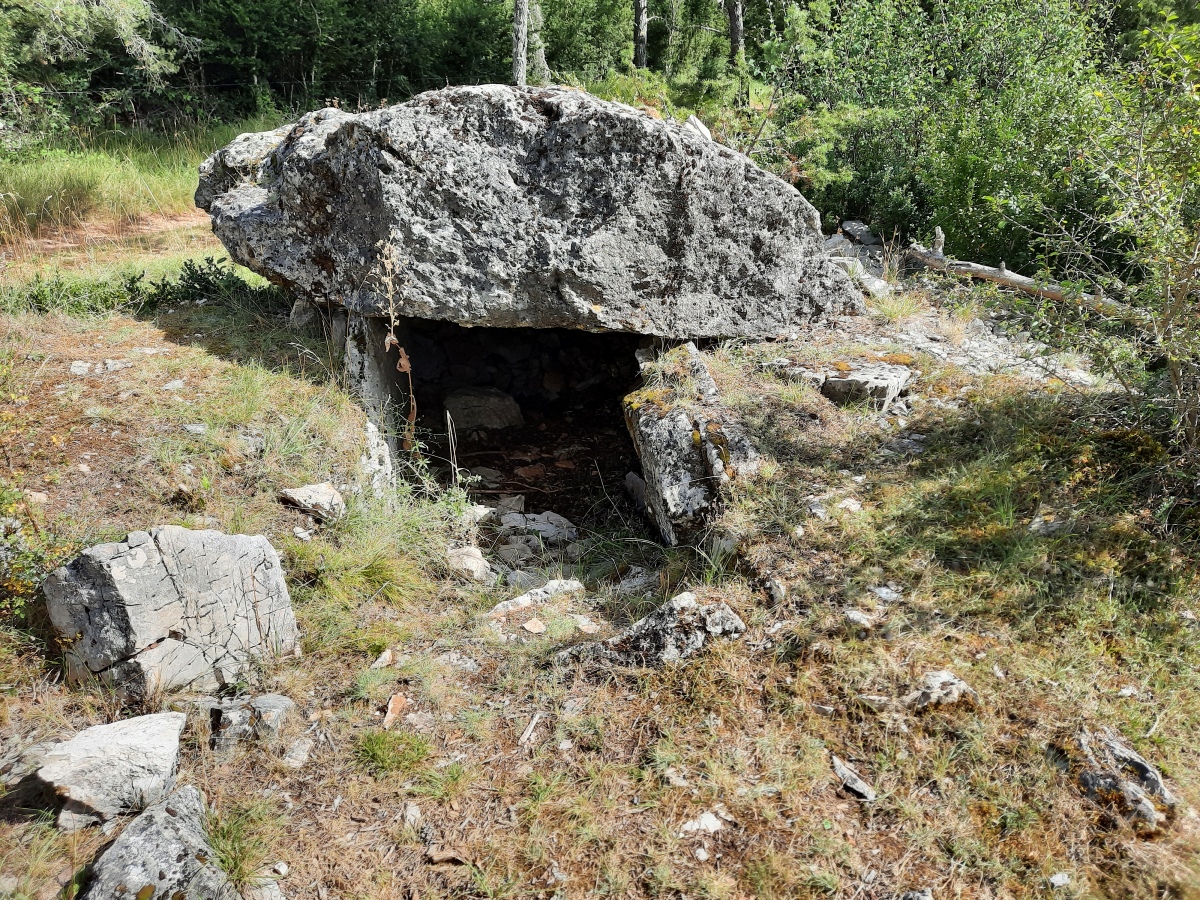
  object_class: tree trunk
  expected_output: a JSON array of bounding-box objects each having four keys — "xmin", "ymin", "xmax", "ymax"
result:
[
  {"xmin": 529, "ymin": 0, "xmax": 550, "ymax": 84},
  {"xmin": 633, "ymin": 0, "xmax": 648, "ymax": 69},
  {"xmin": 513, "ymin": 0, "xmax": 529, "ymax": 86},
  {"xmin": 725, "ymin": 0, "xmax": 744, "ymax": 66}
]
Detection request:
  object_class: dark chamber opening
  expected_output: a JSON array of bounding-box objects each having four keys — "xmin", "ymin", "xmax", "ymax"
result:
[{"xmin": 398, "ymin": 318, "xmax": 648, "ymax": 529}]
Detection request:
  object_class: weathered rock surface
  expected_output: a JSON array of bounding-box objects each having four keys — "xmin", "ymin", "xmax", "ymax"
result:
[
  {"xmin": 197, "ymin": 85, "xmax": 859, "ymax": 339},
  {"xmin": 80, "ymin": 785, "xmax": 236, "ymax": 900},
  {"xmin": 447, "ymin": 545, "xmax": 494, "ymax": 582},
  {"xmin": 831, "ymin": 753, "xmax": 877, "ymax": 801},
  {"xmin": 208, "ymin": 694, "xmax": 296, "ymax": 751},
  {"xmin": 902, "ymin": 670, "xmax": 979, "ymax": 711},
  {"xmin": 625, "ymin": 343, "xmax": 759, "ymax": 545},
  {"xmin": 556, "ymin": 592, "xmax": 745, "ymax": 667},
  {"xmin": 445, "ymin": 387, "xmax": 524, "ymax": 432},
  {"xmin": 488, "ymin": 578, "xmax": 584, "ymax": 618},
  {"xmin": 278, "ymin": 482, "xmax": 346, "ymax": 521},
  {"xmin": 35, "ymin": 713, "xmax": 185, "ymax": 831},
  {"xmin": 44, "ymin": 526, "xmax": 298, "ymax": 698},
  {"xmin": 1066, "ymin": 727, "xmax": 1178, "ymax": 832}
]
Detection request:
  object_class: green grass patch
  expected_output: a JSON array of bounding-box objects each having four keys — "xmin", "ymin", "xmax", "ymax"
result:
[
  {"xmin": 0, "ymin": 117, "xmax": 285, "ymax": 245},
  {"xmin": 354, "ymin": 730, "xmax": 432, "ymax": 775},
  {"xmin": 205, "ymin": 800, "xmax": 282, "ymax": 891}
]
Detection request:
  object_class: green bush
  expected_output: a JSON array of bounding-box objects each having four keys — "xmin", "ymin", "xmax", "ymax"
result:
[{"xmin": 758, "ymin": 0, "xmax": 1104, "ymax": 268}]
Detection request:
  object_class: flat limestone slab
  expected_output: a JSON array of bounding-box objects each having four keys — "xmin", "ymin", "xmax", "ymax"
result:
[
  {"xmin": 197, "ymin": 85, "xmax": 860, "ymax": 339},
  {"xmin": 35, "ymin": 712, "xmax": 185, "ymax": 831}
]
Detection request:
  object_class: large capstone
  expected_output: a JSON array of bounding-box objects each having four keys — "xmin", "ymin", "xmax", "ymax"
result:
[
  {"xmin": 197, "ymin": 85, "xmax": 859, "ymax": 339},
  {"xmin": 43, "ymin": 526, "xmax": 298, "ymax": 699}
]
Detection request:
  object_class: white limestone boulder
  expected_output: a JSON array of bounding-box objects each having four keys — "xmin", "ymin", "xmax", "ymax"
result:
[
  {"xmin": 34, "ymin": 712, "xmax": 185, "ymax": 831},
  {"xmin": 80, "ymin": 785, "xmax": 236, "ymax": 898},
  {"xmin": 197, "ymin": 85, "xmax": 860, "ymax": 340},
  {"xmin": 43, "ymin": 526, "xmax": 298, "ymax": 699}
]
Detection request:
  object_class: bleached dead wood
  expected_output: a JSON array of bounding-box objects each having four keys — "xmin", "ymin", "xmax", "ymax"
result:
[{"xmin": 907, "ymin": 228, "xmax": 1140, "ymax": 323}]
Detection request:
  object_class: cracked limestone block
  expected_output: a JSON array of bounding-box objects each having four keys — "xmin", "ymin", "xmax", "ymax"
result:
[
  {"xmin": 43, "ymin": 526, "xmax": 298, "ymax": 699},
  {"xmin": 556, "ymin": 591, "xmax": 745, "ymax": 668},
  {"xmin": 820, "ymin": 362, "xmax": 912, "ymax": 411},
  {"xmin": 80, "ymin": 786, "xmax": 237, "ymax": 899},
  {"xmin": 35, "ymin": 713, "xmax": 185, "ymax": 831},
  {"xmin": 197, "ymin": 85, "xmax": 859, "ymax": 341}
]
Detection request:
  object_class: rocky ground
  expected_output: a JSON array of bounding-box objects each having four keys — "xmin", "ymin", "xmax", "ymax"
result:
[{"xmin": 1, "ymin": 258, "xmax": 1199, "ymax": 900}]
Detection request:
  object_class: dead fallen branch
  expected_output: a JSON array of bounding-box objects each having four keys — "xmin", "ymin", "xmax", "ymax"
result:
[{"xmin": 906, "ymin": 229, "xmax": 1142, "ymax": 324}]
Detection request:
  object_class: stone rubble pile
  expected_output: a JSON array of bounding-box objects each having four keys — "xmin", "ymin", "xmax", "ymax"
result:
[{"xmin": 555, "ymin": 592, "xmax": 745, "ymax": 668}]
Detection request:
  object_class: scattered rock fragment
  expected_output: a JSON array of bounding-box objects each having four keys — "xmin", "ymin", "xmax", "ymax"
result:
[
  {"xmin": 843, "ymin": 609, "xmax": 876, "ymax": 632},
  {"xmin": 569, "ymin": 614, "xmax": 601, "ymax": 635},
  {"xmin": 278, "ymin": 482, "xmax": 346, "ymax": 521},
  {"xmin": 488, "ymin": 579, "xmax": 584, "ymax": 618},
  {"xmin": 436, "ymin": 651, "xmax": 481, "ymax": 673},
  {"xmin": 1064, "ymin": 727, "xmax": 1178, "ymax": 832},
  {"xmin": 902, "ymin": 670, "xmax": 980, "ymax": 711},
  {"xmin": 820, "ymin": 363, "xmax": 912, "ymax": 410},
  {"xmin": 615, "ymin": 566, "xmax": 659, "ymax": 598},
  {"xmin": 506, "ymin": 569, "xmax": 547, "ymax": 591},
  {"xmin": 43, "ymin": 526, "xmax": 298, "ymax": 699},
  {"xmin": 555, "ymin": 592, "xmax": 745, "ymax": 668},
  {"xmin": 499, "ymin": 510, "xmax": 578, "ymax": 545},
  {"xmin": 370, "ymin": 648, "xmax": 396, "ymax": 669},
  {"xmin": 840, "ymin": 220, "xmax": 881, "ymax": 246},
  {"xmin": 245, "ymin": 880, "xmax": 287, "ymax": 900},
  {"xmin": 679, "ymin": 811, "xmax": 723, "ymax": 836},
  {"xmin": 281, "ymin": 738, "xmax": 313, "ymax": 770},
  {"xmin": 209, "ymin": 694, "xmax": 296, "ymax": 751},
  {"xmin": 79, "ymin": 786, "xmax": 234, "ymax": 900},
  {"xmin": 34, "ymin": 712, "xmax": 185, "ymax": 831},
  {"xmin": 447, "ymin": 545, "xmax": 493, "ymax": 582},
  {"xmin": 765, "ymin": 578, "xmax": 788, "ymax": 604},
  {"xmin": 831, "ymin": 753, "xmax": 877, "ymax": 802},
  {"xmin": 399, "ymin": 801, "xmax": 422, "ymax": 828},
  {"xmin": 897, "ymin": 891, "xmax": 934, "ymax": 900},
  {"xmin": 383, "ymin": 694, "xmax": 409, "ymax": 730}
]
